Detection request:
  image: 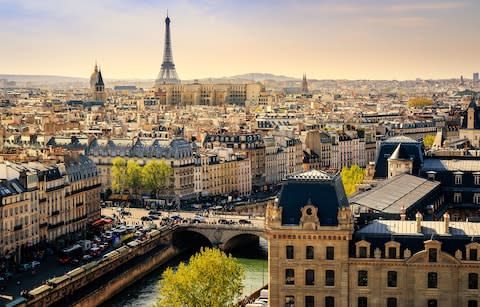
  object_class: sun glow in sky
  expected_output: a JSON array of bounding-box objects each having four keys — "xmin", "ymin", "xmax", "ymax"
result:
[{"xmin": 1, "ymin": 0, "xmax": 479, "ymax": 80}]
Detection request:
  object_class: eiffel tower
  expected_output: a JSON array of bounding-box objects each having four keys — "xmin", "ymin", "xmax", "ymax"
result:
[{"xmin": 156, "ymin": 13, "xmax": 180, "ymax": 85}]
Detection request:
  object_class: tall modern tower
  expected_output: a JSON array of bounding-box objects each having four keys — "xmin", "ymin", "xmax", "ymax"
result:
[{"xmin": 156, "ymin": 14, "xmax": 180, "ymax": 85}]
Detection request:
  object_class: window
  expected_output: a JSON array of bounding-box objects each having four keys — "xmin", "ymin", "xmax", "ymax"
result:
[
  {"xmin": 305, "ymin": 269, "xmax": 315, "ymax": 285},
  {"xmin": 427, "ymin": 299, "xmax": 437, "ymax": 307},
  {"xmin": 286, "ymin": 245, "xmax": 294, "ymax": 259},
  {"xmin": 474, "ymin": 193, "xmax": 480, "ymax": 205},
  {"xmin": 387, "ymin": 298, "xmax": 397, "ymax": 307},
  {"xmin": 285, "ymin": 296, "xmax": 295, "ymax": 307},
  {"xmin": 475, "ymin": 175, "xmax": 480, "ymax": 185},
  {"xmin": 358, "ymin": 297, "xmax": 368, "ymax": 307},
  {"xmin": 359, "ymin": 246, "xmax": 367, "ymax": 258},
  {"xmin": 470, "ymin": 249, "xmax": 478, "ymax": 261},
  {"xmin": 455, "ymin": 174, "xmax": 463, "ymax": 185},
  {"xmin": 468, "ymin": 300, "xmax": 478, "ymax": 307},
  {"xmin": 305, "ymin": 296, "xmax": 314, "ymax": 307},
  {"xmin": 469, "ymin": 273, "xmax": 478, "ymax": 289},
  {"xmin": 428, "ymin": 248, "xmax": 437, "ymax": 262},
  {"xmin": 325, "ymin": 270, "xmax": 335, "ymax": 286},
  {"xmin": 325, "ymin": 296, "xmax": 335, "ymax": 307},
  {"xmin": 454, "ymin": 193, "xmax": 462, "ymax": 203},
  {"xmin": 326, "ymin": 246, "xmax": 334, "ymax": 260},
  {"xmin": 427, "ymin": 272, "xmax": 437, "ymax": 288},
  {"xmin": 387, "ymin": 271, "xmax": 397, "ymax": 287},
  {"xmin": 358, "ymin": 270, "xmax": 368, "ymax": 286},
  {"xmin": 388, "ymin": 247, "xmax": 397, "ymax": 259},
  {"xmin": 285, "ymin": 269, "xmax": 295, "ymax": 285},
  {"xmin": 306, "ymin": 246, "xmax": 314, "ymax": 259}
]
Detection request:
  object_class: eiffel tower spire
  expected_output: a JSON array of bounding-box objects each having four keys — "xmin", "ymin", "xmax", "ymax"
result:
[{"xmin": 156, "ymin": 13, "xmax": 180, "ymax": 85}]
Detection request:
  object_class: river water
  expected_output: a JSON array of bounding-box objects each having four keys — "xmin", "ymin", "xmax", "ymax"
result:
[{"xmin": 101, "ymin": 239, "xmax": 268, "ymax": 307}]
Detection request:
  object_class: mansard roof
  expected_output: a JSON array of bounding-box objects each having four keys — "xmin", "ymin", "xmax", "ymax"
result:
[{"xmin": 278, "ymin": 170, "xmax": 348, "ymax": 226}]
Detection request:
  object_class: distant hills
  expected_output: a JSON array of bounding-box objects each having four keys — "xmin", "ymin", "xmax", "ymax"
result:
[{"xmin": 0, "ymin": 72, "xmax": 299, "ymax": 86}]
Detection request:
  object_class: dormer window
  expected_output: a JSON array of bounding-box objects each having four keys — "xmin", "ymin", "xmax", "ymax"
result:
[
  {"xmin": 454, "ymin": 173, "xmax": 463, "ymax": 185},
  {"xmin": 474, "ymin": 193, "xmax": 480, "ymax": 205},
  {"xmin": 427, "ymin": 171, "xmax": 436, "ymax": 181},
  {"xmin": 474, "ymin": 174, "xmax": 480, "ymax": 185},
  {"xmin": 356, "ymin": 240, "xmax": 371, "ymax": 258},
  {"xmin": 428, "ymin": 248, "xmax": 437, "ymax": 262},
  {"xmin": 385, "ymin": 241, "xmax": 401, "ymax": 259},
  {"xmin": 466, "ymin": 243, "xmax": 480, "ymax": 261},
  {"xmin": 454, "ymin": 193, "xmax": 462, "ymax": 203}
]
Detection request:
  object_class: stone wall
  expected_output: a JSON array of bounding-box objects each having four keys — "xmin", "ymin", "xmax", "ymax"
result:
[{"xmin": 72, "ymin": 246, "xmax": 180, "ymax": 307}]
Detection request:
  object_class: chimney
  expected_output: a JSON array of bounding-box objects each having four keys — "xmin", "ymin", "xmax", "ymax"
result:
[
  {"xmin": 416, "ymin": 212, "xmax": 423, "ymax": 233},
  {"xmin": 443, "ymin": 212, "xmax": 450, "ymax": 234},
  {"xmin": 400, "ymin": 205, "xmax": 406, "ymax": 221}
]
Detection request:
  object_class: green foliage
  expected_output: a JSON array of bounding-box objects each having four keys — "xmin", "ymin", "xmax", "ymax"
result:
[
  {"xmin": 142, "ymin": 160, "xmax": 172, "ymax": 197},
  {"xmin": 156, "ymin": 248, "xmax": 244, "ymax": 307},
  {"xmin": 111, "ymin": 157, "xmax": 127, "ymax": 193},
  {"xmin": 423, "ymin": 134, "xmax": 436, "ymax": 149},
  {"xmin": 126, "ymin": 159, "xmax": 143, "ymax": 196},
  {"xmin": 341, "ymin": 165, "xmax": 365, "ymax": 196},
  {"xmin": 407, "ymin": 97, "xmax": 433, "ymax": 108}
]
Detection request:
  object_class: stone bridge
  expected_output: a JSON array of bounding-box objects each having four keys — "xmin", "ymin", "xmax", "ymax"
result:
[{"xmin": 172, "ymin": 223, "xmax": 266, "ymax": 252}]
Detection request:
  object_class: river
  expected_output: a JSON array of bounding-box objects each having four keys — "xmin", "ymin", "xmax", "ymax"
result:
[{"xmin": 101, "ymin": 239, "xmax": 268, "ymax": 307}]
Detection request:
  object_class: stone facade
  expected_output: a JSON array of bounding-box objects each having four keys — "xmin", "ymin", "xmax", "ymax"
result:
[
  {"xmin": 266, "ymin": 169, "xmax": 480, "ymax": 307},
  {"xmin": 155, "ymin": 82, "xmax": 264, "ymax": 106}
]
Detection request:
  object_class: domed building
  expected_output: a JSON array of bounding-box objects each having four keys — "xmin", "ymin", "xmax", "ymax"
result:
[{"xmin": 89, "ymin": 63, "xmax": 106, "ymax": 102}]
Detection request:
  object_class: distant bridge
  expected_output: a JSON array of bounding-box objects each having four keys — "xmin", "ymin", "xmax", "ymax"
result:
[{"xmin": 172, "ymin": 223, "xmax": 266, "ymax": 252}]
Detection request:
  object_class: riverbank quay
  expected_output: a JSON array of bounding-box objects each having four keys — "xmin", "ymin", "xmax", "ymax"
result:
[
  {"xmin": 71, "ymin": 245, "xmax": 180, "ymax": 307},
  {"xmin": 3, "ymin": 226, "xmax": 175, "ymax": 307}
]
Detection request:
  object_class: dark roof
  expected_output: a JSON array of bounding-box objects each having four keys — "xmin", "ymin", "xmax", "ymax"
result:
[
  {"xmin": 375, "ymin": 137, "xmax": 424, "ymax": 178},
  {"xmin": 96, "ymin": 70, "xmax": 104, "ymax": 86},
  {"xmin": 278, "ymin": 170, "xmax": 348, "ymax": 226},
  {"xmin": 388, "ymin": 143, "xmax": 410, "ymax": 160},
  {"xmin": 461, "ymin": 98, "xmax": 480, "ymax": 129}
]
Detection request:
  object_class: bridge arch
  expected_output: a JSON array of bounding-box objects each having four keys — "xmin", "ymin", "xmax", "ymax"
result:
[
  {"xmin": 222, "ymin": 233, "xmax": 265, "ymax": 255},
  {"xmin": 172, "ymin": 229, "xmax": 213, "ymax": 251}
]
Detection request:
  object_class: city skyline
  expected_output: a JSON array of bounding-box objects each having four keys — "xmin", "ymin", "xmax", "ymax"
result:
[{"xmin": 1, "ymin": 0, "xmax": 480, "ymax": 81}]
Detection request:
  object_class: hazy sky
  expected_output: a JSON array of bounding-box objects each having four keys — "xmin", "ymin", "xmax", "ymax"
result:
[{"xmin": 1, "ymin": 0, "xmax": 479, "ymax": 80}]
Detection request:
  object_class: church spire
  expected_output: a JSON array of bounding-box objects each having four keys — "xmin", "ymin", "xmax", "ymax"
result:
[{"xmin": 301, "ymin": 73, "xmax": 309, "ymax": 93}]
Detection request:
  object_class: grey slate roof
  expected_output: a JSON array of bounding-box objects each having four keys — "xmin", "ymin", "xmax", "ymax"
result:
[
  {"xmin": 422, "ymin": 159, "xmax": 480, "ymax": 172},
  {"xmin": 349, "ymin": 174, "xmax": 440, "ymax": 213},
  {"xmin": 357, "ymin": 219, "xmax": 480, "ymax": 237}
]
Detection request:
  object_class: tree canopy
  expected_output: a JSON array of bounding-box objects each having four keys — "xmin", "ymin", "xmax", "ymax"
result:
[
  {"xmin": 341, "ymin": 165, "xmax": 365, "ymax": 196},
  {"xmin": 126, "ymin": 159, "xmax": 143, "ymax": 197},
  {"xmin": 110, "ymin": 158, "xmax": 172, "ymax": 197},
  {"xmin": 423, "ymin": 134, "xmax": 436, "ymax": 149},
  {"xmin": 111, "ymin": 157, "xmax": 127, "ymax": 193},
  {"xmin": 407, "ymin": 97, "xmax": 433, "ymax": 108},
  {"xmin": 156, "ymin": 248, "xmax": 244, "ymax": 307},
  {"xmin": 142, "ymin": 160, "xmax": 172, "ymax": 197}
]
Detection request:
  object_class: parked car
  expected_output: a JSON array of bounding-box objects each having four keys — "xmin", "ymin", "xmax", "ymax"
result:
[
  {"xmin": 148, "ymin": 215, "xmax": 160, "ymax": 220},
  {"xmin": 141, "ymin": 216, "xmax": 152, "ymax": 221},
  {"xmin": 239, "ymin": 219, "xmax": 252, "ymax": 225},
  {"xmin": 17, "ymin": 263, "xmax": 32, "ymax": 272},
  {"xmin": 31, "ymin": 261, "xmax": 41, "ymax": 268},
  {"xmin": 149, "ymin": 210, "xmax": 162, "ymax": 216}
]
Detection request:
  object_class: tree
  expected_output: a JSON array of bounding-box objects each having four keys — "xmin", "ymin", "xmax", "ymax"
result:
[
  {"xmin": 423, "ymin": 134, "xmax": 435, "ymax": 149},
  {"xmin": 407, "ymin": 97, "xmax": 433, "ymax": 108},
  {"xmin": 156, "ymin": 248, "xmax": 244, "ymax": 307},
  {"xmin": 141, "ymin": 160, "xmax": 172, "ymax": 197},
  {"xmin": 111, "ymin": 157, "xmax": 127, "ymax": 193},
  {"xmin": 126, "ymin": 159, "xmax": 143, "ymax": 202},
  {"xmin": 341, "ymin": 165, "xmax": 365, "ymax": 196}
]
